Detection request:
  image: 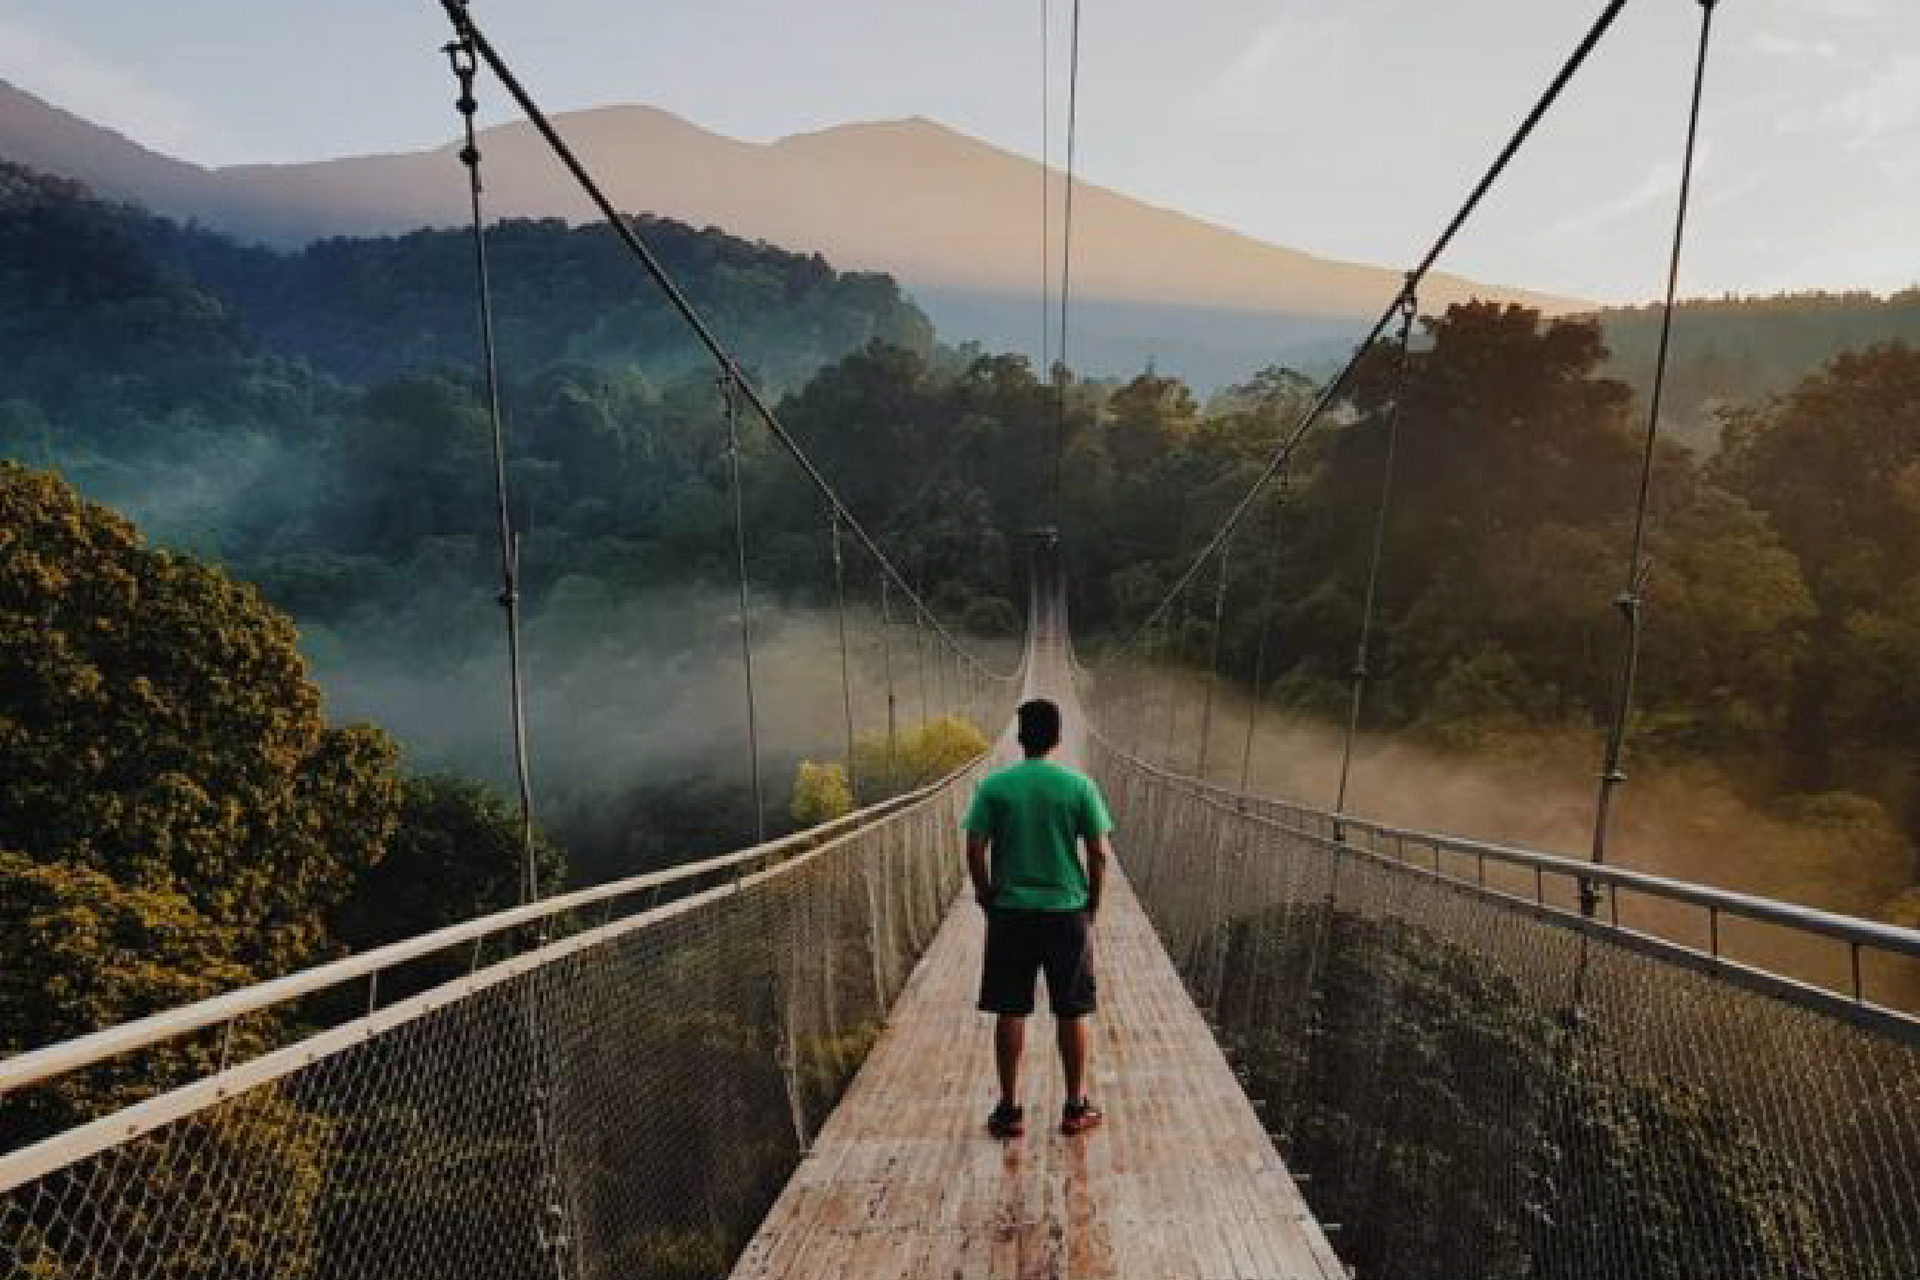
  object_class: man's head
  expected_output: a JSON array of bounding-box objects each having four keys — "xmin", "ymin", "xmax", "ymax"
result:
[{"xmin": 1016, "ymin": 699, "xmax": 1062, "ymax": 757}]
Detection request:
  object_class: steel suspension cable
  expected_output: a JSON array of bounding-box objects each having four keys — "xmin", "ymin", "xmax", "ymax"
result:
[
  {"xmin": 1159, "ymin": 587, "xmax": 1188, "ymax": 767},
  {"xmin": 1238, "ymin": 613, "xmax": 1271, "ymax": 793},
  {"xmin": 913, "ymin": 604, "xmax": 931, "ymax": 725},
  {"xmin": 1238, "ymin": 472, "xmax": 1291, "ymax": 795},
  {"xmin": 1196, "ymin": 537, "xmax": 1233, "ymax": 779},
  {"xmin": 1107, "ymin": 0, "xmax": 1633, "ymax": 665},
  {"xmin": 1050, "ymin": 0, "xmax": 1084, "ymax": 517},
  {"xmin": 444, "ymin": 37, "xmax": 572, "ymax": 1280},
  {"xmin": 444, "ymin": 36, "xmax": 541, "ymax": 908},
  {"xmin": 879, "ymin": 575, "xmax": 899, "ymax": 792},
  {"xmin": 1130, "ymin": 616, "xmax": 1159, "ymax": 758},
  {"xmin": 433, "ymin": 0, "xmax": 1008, "ymax": 690},
  {"xmin": 830, "ymin": 510, "xmax": 859, "ymax": 803},
  {"xmin": 1039, "ymin": 0, "xmax": 1051, "ymax": 382},
  {"xmin": 720, "ymin": 371, "xmax": 767, "ymax": 842},
  {"xmin": 1586, "ymin": 0, "xmax": 1720, "ymax": 912},
  {"xmin": 1333, "ymin": 288, "xmax": 1419, "ymax": 823}
]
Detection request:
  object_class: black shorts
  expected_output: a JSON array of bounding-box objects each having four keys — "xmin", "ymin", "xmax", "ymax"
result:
[{"xmin": 978, "ymin": 906, "xmax": 1097, "ymax": 1018}]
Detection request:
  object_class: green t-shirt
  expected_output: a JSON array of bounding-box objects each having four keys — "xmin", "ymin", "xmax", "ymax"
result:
[{"xmin": 961, "ymin": 758, "xmax": 1114, "ymax": 910}]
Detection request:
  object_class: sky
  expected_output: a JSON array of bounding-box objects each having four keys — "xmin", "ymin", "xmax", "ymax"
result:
[{"xmin": 0, "ymin": 0, "xmax": 1914, "ymax": 305}]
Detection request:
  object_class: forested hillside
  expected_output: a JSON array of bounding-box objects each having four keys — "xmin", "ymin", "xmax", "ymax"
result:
[
  {"xmin": 1599, "ymin": 290, "xmax": 1920, "ymax": 448},
  {"xmin": 0, "ymin": 162, "xmax": 1005, "ymax": 887},
  {"xmin": 7, "ymin": 159, "xmax": 1920, "ymax": 944},
  {"xmin": 0, "ymin": 462, "xmax": 559, "ymax": 1124}
]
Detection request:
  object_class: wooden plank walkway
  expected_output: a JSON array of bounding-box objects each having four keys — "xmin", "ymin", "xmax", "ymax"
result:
[{"xmin": 729, "ymin": 865, "xmax": 1345, "ymax": 1279}]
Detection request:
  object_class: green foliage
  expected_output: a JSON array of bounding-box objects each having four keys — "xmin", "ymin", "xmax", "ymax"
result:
[
  {"xmin": 790, "ymin": 760, "xmax": 854, "ymax": 825},
  {"xmin": 0, "ymin": 463, "xmax": 405, "ymax": 1225},
  {"xmin": 0, "ymin": 464, "xmax": 574, "ymax": 1172},
  {"xmin": 1221, "ymin": 903, "xmax": 1844, "ymax": 1280},
  {"xmin": 960, "ymin": 595, "xmax": 1021, "ymax": 635},
  {"xmin": 900, "ymin": 716, "xmax": 991, "ymax": 779},
  {"xmin": 331, "ymin": 775, "xmax": 565, "ymax": 954},
  {"xmin": 0, "ymin": 848, "xmax": 250, "ymax": 1143},
  {"xmin": 185, "ymin": 215, "xmax": 934, "ymax": 390},
  {"xmin": 1411, "ymin": 649, "xmax": 1564, "ymax": 750},
  {"xmin": 1712, "ymin": 343, "xmax": 1920, "ymax": 807},
  {"xmin": 851, "ymin": 716, "xmax": 990, "ymax": 799},
  {"xmin": 0, "ymin": 463, "xmax": 400, "ymax": 998},
  {"xmin": 1600, "ymin": 291, "xmax": 1920, "ymax": 448},
  {"xmin": 11, "ymin": 154, "xmax": 1920, "ymax": 939}
]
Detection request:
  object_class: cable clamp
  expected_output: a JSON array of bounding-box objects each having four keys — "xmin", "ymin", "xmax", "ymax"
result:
[
  {"xmin": 442, "ymin": 41, "xmax": 479, "ymax": 106},
  {"xmin": 1633, "ymin": 555, "xmax": 1656, "ymax": 595}
]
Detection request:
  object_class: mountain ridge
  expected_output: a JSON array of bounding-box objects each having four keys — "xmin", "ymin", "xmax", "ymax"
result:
[{"xmin": 0, "ymin": 77, "xmax": 1584, "ymax": 383}]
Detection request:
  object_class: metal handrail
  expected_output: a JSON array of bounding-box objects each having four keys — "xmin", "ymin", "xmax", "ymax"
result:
[
  {"xmin": 0, "ymin": 756, "xmax": 985, "ymax": 1099},
  {"xmin": 1094, "ymin": 730, "xmax": 1920, "ymax": 970},
  {"xmin": 0, "ymin": 755, "xmax": 986, "ymax": 1192}
]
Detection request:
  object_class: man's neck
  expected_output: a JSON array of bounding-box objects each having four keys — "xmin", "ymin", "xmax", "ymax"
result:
[{"xmin": 1022, "ymin": 750, "xmax": 1054, "ymax": 762}]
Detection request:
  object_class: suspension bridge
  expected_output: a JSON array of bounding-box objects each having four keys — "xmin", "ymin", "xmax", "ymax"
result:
[{"xmin": 5, "ymin": 1, "xmax": 1920, "ymax": 1278}]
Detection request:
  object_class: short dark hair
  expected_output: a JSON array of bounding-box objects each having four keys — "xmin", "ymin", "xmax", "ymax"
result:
[{"xmin": 1016, "ymin": 699, "xmax": 1062, "ymax": 754}]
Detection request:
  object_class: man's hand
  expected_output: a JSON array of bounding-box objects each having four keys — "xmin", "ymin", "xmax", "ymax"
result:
[
  {"xmin": 967, "ymin": 833, "xmax": 994, "ymax": 911},
  {"xmin": 1084, "ymin": 834, "xmax": 1109, "ymax": 922}
]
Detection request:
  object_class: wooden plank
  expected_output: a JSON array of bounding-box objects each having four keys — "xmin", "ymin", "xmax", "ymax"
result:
[
  {"xmin": 728, "ymin": 863, "xmax": 1346, "ymax": 1279},
  {"xmin": 731, "ymin": 622, "xmax": 1344, "ymax": 1279}
]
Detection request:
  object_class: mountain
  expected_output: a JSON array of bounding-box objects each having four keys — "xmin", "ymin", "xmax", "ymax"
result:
[
  {"xmin": 0, "ymin": 80, "xmax": 222, "ymax": 215},
  {"xmin": 0, "ymin": 78, "xmax": 1583, "ymax": 386}
]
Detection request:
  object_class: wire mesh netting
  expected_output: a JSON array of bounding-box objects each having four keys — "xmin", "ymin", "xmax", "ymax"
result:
[
  {"xmin": 1094, "ymin": 736, "xmax": 1920, "ymax": 1280},
  {"xmin": 0, "ymin": 783, "xmax": 969, "ymax": 1280}
]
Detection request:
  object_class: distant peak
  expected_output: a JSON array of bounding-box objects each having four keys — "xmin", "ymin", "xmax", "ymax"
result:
[
  {"xmin": 781, "ymin": 115, "xmax": 940, "ymax": 135},
  {"xmin": 543, "ymin": 102, "xmax": 711, "ymax": 133},
  {"xmin": 772, "ymin": 115, "xmax": 998, "ymax": 157}
]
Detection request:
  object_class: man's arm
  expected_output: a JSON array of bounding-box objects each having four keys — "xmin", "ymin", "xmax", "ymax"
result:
[
  {"xmin": 966, "ymin": 832, "xmax": 995, "ymax": 907},
  {"xmin": 1079, "ymin": 776, "xmax": 1116, "ymax": 917},
  {"xmin": 1084, "ymin": 834, "xmax": 1109, "ymax": 916}
]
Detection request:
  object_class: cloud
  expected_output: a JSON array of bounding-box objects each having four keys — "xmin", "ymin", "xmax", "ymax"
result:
[
  {"xmin": 1776, "ymin": 0, "xmax": 1886, "ymax": 17},
  {"xmin": 1192, "ymin": 6, "xmax": 1363, "ymax": 128},
  {"xmin": 1818, "ymin": 53, "xmax": 1920, "ymax": 148},
  {"xmin": 1766, "ymin": 0, "xmax": 1889, "ymax": 17},
  {"xmin": 1751, "ymin": 30, "xmax": 1841, "ymax": 60},
  {"xmin": 0, "ymin": 8, "xmax": 215, "ymax": 157},
  {"xmin": 1554, "ymin": 161, "xmax": 1679, "ymax": 238}
]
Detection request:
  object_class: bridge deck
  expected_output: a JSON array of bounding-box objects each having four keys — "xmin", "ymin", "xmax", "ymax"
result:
[{"xmin": 729, "ymin": 867, "xmax": 1344, "ymax": 1280}]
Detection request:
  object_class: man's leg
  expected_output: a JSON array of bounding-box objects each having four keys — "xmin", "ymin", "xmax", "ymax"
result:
[
  {"xmin": 995, "ymin": 1014, "xmax": 1026, "ymax": 1105},
  {"xmin": 1056, "ymin": 1014, "xmax": 1088, "ymax": 1103}
]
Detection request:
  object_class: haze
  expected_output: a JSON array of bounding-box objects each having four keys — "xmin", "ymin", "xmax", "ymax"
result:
[{"xmin": 1, "ymin": 0, "xmax": 1914, "ymax": 306}]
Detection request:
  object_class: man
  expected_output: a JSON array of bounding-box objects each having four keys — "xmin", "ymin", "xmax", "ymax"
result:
[{"xmin": 962, "ymin": 698, "xmax": 1114, "ymax": 1139}]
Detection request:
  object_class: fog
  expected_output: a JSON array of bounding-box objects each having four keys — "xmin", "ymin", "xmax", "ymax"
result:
[
  {"xmin": 1087, "ymin": 661, "xmax": 1920, "ymax": 1011},
  {"xmin": 304, "ymin": 581, "xmax": 1016, "ymax": 879},
  {"xmin": 53, "ymin": 431, "xmax": 313, "ymax": 563}
]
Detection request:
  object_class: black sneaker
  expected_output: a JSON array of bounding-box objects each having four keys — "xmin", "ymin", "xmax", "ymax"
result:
[
  {"xmin": 1061, "ymin": 1097, "xmax": 1104, "ymax": 1136},
  {"xmin": 987, "ymin": 1101, "xmax": 1025, "ymax": 1139}
]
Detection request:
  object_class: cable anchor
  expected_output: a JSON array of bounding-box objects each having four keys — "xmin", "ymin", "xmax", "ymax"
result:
[{"xmin": 442, "ymin": 36, "xmax": 483, "ymax": 173}]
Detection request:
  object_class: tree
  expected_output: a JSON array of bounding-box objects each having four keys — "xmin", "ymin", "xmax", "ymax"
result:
[
  {"xmin": 331, "ymin": 775, "xmax": 566, "ymax": 955},
  {"xmin": 791, "ymin": 761, "xmax": 854, "ymax": 825},
  {"xmin": 0, "ymin": 463, "xmax": 401, "ymax": 1129},
  {"xmin": 851, "ymin": 716, "xmax": 990, "ymax": 799},
  {"xmin": 1104, "ymin": 371, "xmax": 1199, "ymax": 474},
  {"xmin": 1716, "ymin": 343, "xmax": 1920, "ymax": 610}
]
